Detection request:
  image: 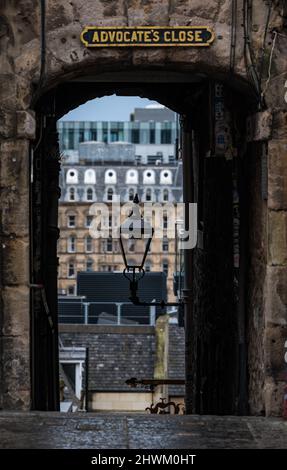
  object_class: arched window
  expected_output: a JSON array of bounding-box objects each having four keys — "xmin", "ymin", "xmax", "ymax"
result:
[
  {"xmin": 163, "ymin": 189, "xmax": 169, "ymax": 202},
  {"xmin": 67, "ymin": 236, "xmax": 76, "ymax": 253},
  {"xmin": 129, "ymin": 188, "xmax": 135, "ymax": 201},
  {"xmin": 66, "ymin": 169, "xmax": 78, "ymax": 184},
  {"xmin": 145, "ymin": 188, "xmax": 152, "ymax": 202},
  {"xmin": 143, "ymin": 169, "xmax": 155, "ymax": 184},
  {"xmin": 105, "ymin": 169, "xmax": 117, "ymax": 184},
  {"xmin": 84, "ymin": 169, "xmax": 96, "ymax": 184},
  {"xmin": 107, "ymin": 187, "xmax": 114, "ymax": 201},
  {"xmin": 68, "ymin": 187, "xmax": 76, "ymax": 201},
  {"xmin": 126, "ymin": 169, "xmax": 138, "ymax": 184},
  {"xmin": 85, "ymin": 236, "xmax": 93, "ymax": 253},
  {"xmin": 86, "ymin": 187, "xmax": 94, "ymax": 201},
  {"xmin": 160, "ymin": 170, "xmax": 172, "ymax": 185}
]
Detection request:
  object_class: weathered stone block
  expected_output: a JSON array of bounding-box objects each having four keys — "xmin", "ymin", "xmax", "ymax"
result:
[
  {"xmin": 265, "ymin": 266, "xmax": 287, "ymax": 326},
  {"xmin": 0, "ymin": 188, "xmax": 29, "ymax": 237},
  {"xmin": 1, "ymin": 238, "xmax": 29, "ymax": 286},
  {"xmin": 247, "ymin": 110, "xmax": 273, "ymax": 142},
  {"xmin": 272, "ymin": 110, "xmax": 287, "ymax": 140},
  {"xmin": 268, "ymin": 210, "xmax": 287, "ymax": 266},
  {"xmin": 264, "ymin": 325, "xmax": 287, "ymax": 374},
  {"xmin": 16, "ymin": 110, "xmax": 36, "ymax": 140},
  {"xmin": 0, "ymin": 110, "xmax": 16, "ymax": 138},
  {"xmin": 268, "ymin": 140, "xmax": 287, "ymax": 210},
  {"xmin": 1, "ymin": 286, "xmax": 30, "ymax": 336},
  {"xmin": 0, "ymin": 140, "xmax": 29, "ymax": 194},
  {"xmin": 264, "ymin": 376, "xmax": 286, "ymax": 417}
]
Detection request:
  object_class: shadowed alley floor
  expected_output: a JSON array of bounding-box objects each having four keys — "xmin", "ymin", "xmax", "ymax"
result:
[{"xmin": 0, "ymin": 413, "xmax": 286, "ymax": 449}]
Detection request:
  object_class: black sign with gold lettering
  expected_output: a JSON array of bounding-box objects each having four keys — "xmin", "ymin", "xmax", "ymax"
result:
[{"xmin": 81, "ymin": 26, "xmax": 215, "ymax": 48}]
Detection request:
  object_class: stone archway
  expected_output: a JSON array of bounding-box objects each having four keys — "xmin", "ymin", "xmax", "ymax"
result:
[{"xmin": 0, "ymin": 1, "xmax": 286, "ymax": 416}]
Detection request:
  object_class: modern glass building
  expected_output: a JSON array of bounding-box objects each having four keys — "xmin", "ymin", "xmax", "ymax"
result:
[{"xmin": 57, "ymin": 120, "xmax": 178, "ymax": 151}]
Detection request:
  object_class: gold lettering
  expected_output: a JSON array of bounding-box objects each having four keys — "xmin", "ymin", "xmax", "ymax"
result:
[
  {"xmin": 144, "ymin": 31, "xmax": 151, "ymax": 43},
  {"xmin": 131, "ymin": 31, "xmax": 138, "ymax": 42},
  {"xmin": 187, "ymin": 30, "xmax": 194, "ymax": 42},
  {"xmin": 179, "ymin": 31, "xmax": 186, "ymax": 42},
  {"xmin": 124, "ymin": 31, "xmax": 130, "ymax": 42},
  {"xmin": 92, "ymin": 31, "xmax": 99, "ymax": 43},
  {"xmin": 164, "ymin": 31, "xmax": 171, "ymax": 42},
  {"xmin": 195, "ymin": 30, "xmax": 203, "ymax": 42},
  {"xmin": 137, "ymin": 30, "xmax": 144, "ymax": 42},
  {"xmin": 116, "ymin": 31, "xmax": 124, "ymax": 42},
  {"xmin": 100, "ymin": 31, "xmax": 109, "ymax": 43},
  {"xmin": 109, "ymin": 31, "xmax": 116, "ymax": 42},
  {"xmin": 153, "ymin": 30, "xmax": 160, "ymax": 42}
]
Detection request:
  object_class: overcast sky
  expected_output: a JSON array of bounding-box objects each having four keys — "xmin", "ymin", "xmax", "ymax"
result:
[{"xmin": 60, "ymin": 95, "xmax": 159, "ymax": 121}]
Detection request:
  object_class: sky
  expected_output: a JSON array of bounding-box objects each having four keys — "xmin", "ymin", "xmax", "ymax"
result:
[{"xmin": 60, "ymin": 95, "xmax": 159, "ymax": 121}]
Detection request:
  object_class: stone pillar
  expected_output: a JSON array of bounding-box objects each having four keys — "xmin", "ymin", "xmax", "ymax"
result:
[
  {"xmin": 264, "ymin": 110, "xmax": 287, "ymax": 416},
  {"xmin": 0, "ymin": 72, "xmax": 35, "ymax": 408}
]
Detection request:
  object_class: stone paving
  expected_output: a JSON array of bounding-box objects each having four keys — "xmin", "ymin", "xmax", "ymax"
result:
[{"xmin": 0, "ymin": 413, "xmax": 286, "ymax": 449}]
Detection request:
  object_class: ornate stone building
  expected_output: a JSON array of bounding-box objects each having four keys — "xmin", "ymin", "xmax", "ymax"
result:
[{"xmin": 57, "ymin": 110, "xmax": 183, "ymax": 302}]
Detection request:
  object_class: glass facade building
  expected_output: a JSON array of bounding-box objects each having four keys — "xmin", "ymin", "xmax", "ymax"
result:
[{"xmin": 57, "ymin": 120, "xmax": 178, "ymax": 151}]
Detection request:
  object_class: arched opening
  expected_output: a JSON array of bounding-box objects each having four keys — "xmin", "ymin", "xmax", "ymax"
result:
[{"xmin": 31, "ymin": 68, "xmax": 258, "ymax": 414}]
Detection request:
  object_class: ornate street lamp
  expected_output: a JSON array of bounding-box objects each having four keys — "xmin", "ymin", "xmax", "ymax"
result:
[{"xmin": 119, "ymin": 195, "xmax": 181, "ymax": 308}]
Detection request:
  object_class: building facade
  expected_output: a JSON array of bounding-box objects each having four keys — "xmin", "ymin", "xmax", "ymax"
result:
[{"xmin": 58, "ymin": 107, "xmax": 183, "ymax": 302}]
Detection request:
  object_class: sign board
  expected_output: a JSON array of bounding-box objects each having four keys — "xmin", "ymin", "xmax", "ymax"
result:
[{"xmin": 81, "ymin": 26, "xmax": 215, "ymax": 48}]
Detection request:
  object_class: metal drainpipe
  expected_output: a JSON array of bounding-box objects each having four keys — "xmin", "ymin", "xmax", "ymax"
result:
[{"xmin": 181, "ymin": 115, "xmax": 194, "ymax": 415}]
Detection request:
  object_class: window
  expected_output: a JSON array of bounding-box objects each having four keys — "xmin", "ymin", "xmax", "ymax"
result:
[
  {"xmin": 66, "ymin": 169, "xmax": 78, "ymax": 184},
  {"xmin": 131, "ymin": 128, "xmax": 140, "ymax": 144},
  {"xmin": 128, "ymin": 240, "xmax": 135, "ymax": 252},
  {"xmin": 149, "ymin": 128, "xmax": 155, "ymax": 144},
  {"xmin": 160, "ymin": 170, "xmax": 172, "ymax": 185},
  {"xmin": 68, "ymin": 236, "xmax": 76, "ymax": 253},
  {"xmin": 84, "ymin": 169, "xmax": 96, "ymax": 184},
  {"xmin": 129, "ymin": 188, "xmax": 135, "ymax": 201},
  {"xmin": 145, "ymin": 188, "xmax": 152, "ymax": 202},
  {"xmin": 107, "ymin": 188, "xmax": 113, "ymax": 201},
  {"xmin": 85, "ymin": 236, "xmax": 93, "ymax": 253},
  {"xmin": 162, "ymin": 238, "xmax": 169, "ymax": 252},
  {"xmin": 68, "ymin": 215, "xmax": 76, "ymax": 227},
  {"xmin": 86, "ymin": 187, "xmax": 94, "ymax": 201},
  {"xmin": 90, "ymin": 129, "xmax": 97, "ymax": 141},
  {"xmin": 108, "ymin": 215, "xmax": 113, "ymax": 228},
  {"xmin": 163, "ymin": 214, "xmax": 168, "ymax": 229},
  {"xmin": 68, "ymin": 262, "xmax": 75, "ymax": 278},
  {"xmin": 86, "ymin": 215, "xmax": 93, "ymax": 227},
  {"xmin": 106, "ymin": 236, "xmax": 113, "ymax": 252},
  {"xmin": 105, "ymin": 169, "xmax": 117, "ymax": 184},
  {"xmin": 79, "ymin": 130, "xmax": 85, "ymax": 143},
  {"xmin": 68, "ymin": 285, "xmax": 76, "ymax": 295},
  {"xmin": 145, "ymin": 262, "xmax": 152, "ymax": 273},
  {"xmin": 68, "ymin": 187, "xmax": 75, "ymax": 201},
  {"xmin": 163, "ymin": 189, "xmax": 169, "ymax": 202},
  {"xmin": 126, "ymin": 169, "xmax": 138, "ymax": 184},
  {"xmin": 143, "ymin": 169, "xmax": 155, "ymax": 184},
  {"xmin": 161, "ymin": 128, "xmax": 172, "ymax": 144},
  {"xmin": 162, "ymin": 261, "xmax": 169, "ymax": 275},
  {"xmin": 68, "ymin": 129, "xmax": 74, "ymax": 150},
  {"xmin": 86, "ymin": 259, "xmax": 93, "ymax": 272}
]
